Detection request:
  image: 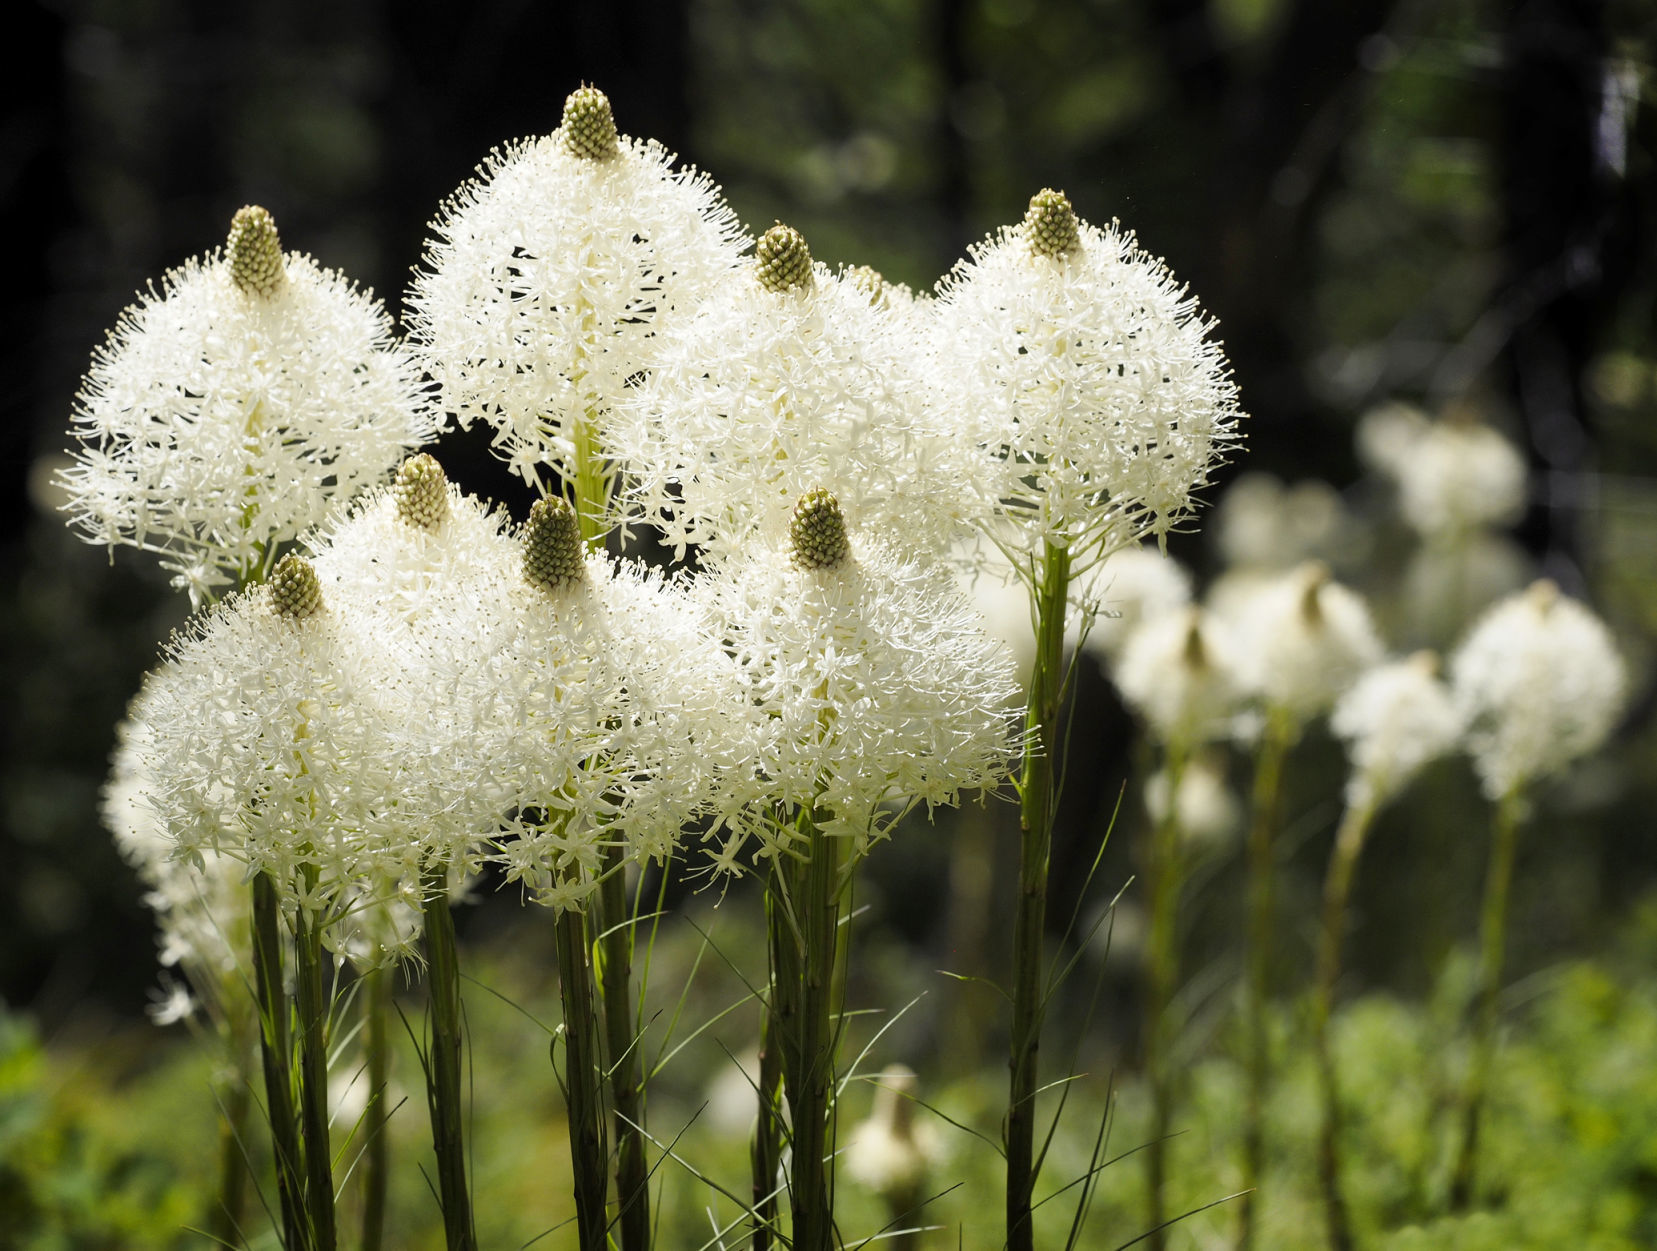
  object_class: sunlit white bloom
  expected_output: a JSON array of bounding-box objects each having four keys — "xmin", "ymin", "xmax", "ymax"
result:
[
  {"xmin": 105, "ymin": 712, "xmax": 249, "ymax": 1019},
  {"xmin": 696, "ymin": 492, "xmax": 1019, "ymax": 861},
  {"xmin": 406, "ymin": 87, "xmax": 745, "ymax": 497},
  {"xmin": 1082, "ymin": 544, "xmax": 1193, "ymax": 660},
  {"xmin": 147, "ymin": 980, "xmax": 197, "ymax": 1027},
  {"xmin": 1144, "ymin": 753, "xmax": 1240, "ymax": 849},
  {"xmin": 1215, "ymin": 473, "xmax": 1355, "ymax": 571},
  {"xmin": 614, "ymin": 230, "xmax": 967, "ymax": 561},
  {"xmin": 58, "ymin": 207, "xmax": 434, "ymax": 607},
  {"xmin": 844, "ymin": 1065, "xmax": 944, "ymax": 1204},
  {"xmin": 1450, "ymin": 580, "xmax": 1626, "ymax": 799},
  {"xmin": 1331, "ymin": 652, "xmax": 1462, "ymax": 810},
  {"xmin": 1113, "ymin": 606, "xmax": 1243, "ymax": 745},
  {"xmin": 1223, "ymin": 562, "xmax": 1383, "ymax": 729},
  {"xmin": 930, "ymin": 189, "xmax": 1242, "ymax": 568},
  {"xmin": 124, "ymin": 559, "xmax": 404, "ymax": 914},
  {"xmin": 1359, "ymin": 402, "xmax": 1527, "ymax": 537}
]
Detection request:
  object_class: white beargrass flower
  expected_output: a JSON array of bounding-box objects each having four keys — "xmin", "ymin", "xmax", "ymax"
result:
[
  {"xmin": 844, "ymin": 1065, "xmax": 944, "ymax": 1203},
  {"xmin": 1144, "ymin": 752, "xmax": 1240, "ymax": 849},
  {"xmin": 1215, "ymin": 473, "xmax": 1353, "ymax": 571},
  {"xmin": 104, "ymin": 711, "xmax": 250, "ymax": 1018},
  {"xmin": 613, "ymin": 227, "xmax": 968, "ymax": 562},
  {"xmin": 305, "ymin": 458, "xmax": 523, "ymax": 880},
  {"xmin": 125, "ymin": 555, "xmax": 405, "ymax": 915},
  {"xmin": 930, "ymin": 189, "xmax": 1242, "ymax": 572},
  {"xmin": 406, "ymin": 86, "xmax": 745, "ymax": 497},
  {"xmin": 58, "ymin": 206, "xmax": 434, "ymax": 607},
  {"xmin": 697, "ymin": 489, "xmax": 1019, "ymax": 862},
  {"xmin": 1082, "ymin": 543, "xmax": 1194, "ymax": 660},
  {"xmin": 1358, "ymin": 402, "xmax": 1527, "ymax": 538},
  {"xmin": 1450, "ymin": 580, "xmax": 1626, "ymax": 800},
  {"xmin": 1331, "ymin": 652, "xmax": 1462, "ymax": 810},
  {"xmin": 481, "ymin": 498, "xmax": 760, "ymax": 908},
  {"xmin": 1223, "ymin": 561, "xmax": 1383, "ymax": 730},
  {"xmin": 1113, "ymin": 606, "xmax": 1242, "ymax": 746}
]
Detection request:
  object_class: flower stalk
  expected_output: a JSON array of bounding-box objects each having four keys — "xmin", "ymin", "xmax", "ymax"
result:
[
  {"xmin": 361, "ymin": 963, "xmax": 392, "ymax": 1251},
  {"xmin": 292, "ymin": 884, "xmax": 338, "ymax": 1251},
  {"xmin": 1143, "ymin": 741, "xmax": 1188, "ymax": 1251},
  {"xmin": 1239, "ymin": 708, "xmax": 1294, "ymax": 1251},
  {"xmin": 597, "ymin": 857, "xmax": 651, "ymax": 1251},
  {"xmin": 1311, "ymin": 798, "xmax": 1377, "ymax": 1251},
  {"xmin": 422, "ymin": 866, "xmax": 477, "ymax": 1251},
  {"xmin": 554, "ymin": 887, "xmax": 610, "ymax": 1251},
  {"xmin": 769, "ymin": 807, "xmax": 846, "ymax": 1251},
  {"xmin": 252, "ymin": 871, "xmax": 306, "ymax": 1251},
  {"xmin": 1449, "ymin": 785, "xmax": 1525, "ymax": 1210},
  {"xmin": 1006, "ymin": 539, "xmax": 1072, "ymax": 1251}
]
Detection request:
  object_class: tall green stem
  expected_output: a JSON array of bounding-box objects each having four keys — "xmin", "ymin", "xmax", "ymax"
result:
[
  {"xmin": 361, "ymin": 963, "xmax": 392, "ymax": 1251},
  {"xmin": 555, "ymin": 898, "xmax": 610, "ymax": 1251},
  {"xmin": 252, "ymin": 871, "xmax": 305, "ymax": 1250},
  {"xmin": 422, "ymin": 867, "xmax": 477, "ymax": 1251},
  {"xmin": 208, "ymin": 1005, "xmax": 255, "ymax": 1248},
  {"xmin": 1239, "ymin": 711, "xmax": 1293, "ymax": 1251},
  {"xmin": 751, "ymin": 970, "xmax": 785, "ymax": 1251},
  {"xmin": 1143, "ymin": 742, "xmax": 1188, "ymax": 1251},
  {"xmin": 1312, "ymin": 800, "xmax": 1375, "ymax": 1251},
  {"xmin": 598, "ymin": 849, "xmax": 651, "ymax": 1251},
  {"xmin": 1449, "ymin": 786, "xmax": 1525, "ymax": 1210},
  {"xmin": 772, "ymin": 808, "xmax": 845, "ymax": 1251},
  {"xmin": 1007, "ymin": 540, "xmax": 1072, "ymax": 1251},
  {"xmin": 292, "ymin": 886, "xmax": 337, "ymax": 1251}
]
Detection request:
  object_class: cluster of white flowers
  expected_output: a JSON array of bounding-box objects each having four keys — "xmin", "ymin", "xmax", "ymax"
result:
[
  {"xmin": 613, "ymin": 226, "xmax": 967, "ymax": 562},
  {"xmin": 407, "ymin": 88, "xmax": 745, "ymax": 499},
  {"xmin": 1450, "ymin": 580, "xmax": 1627, "ymax": 800},
  {"xmin": 1113, "ymin": 606, "xmax": 1242, "ymax": 747},
  {"xmin": 698, "ymin": 490, "xmax": 1018, "ymax": 860},
  {"xmin": 58, "ymin": 206, "xmax": 435, "ymax": 606},
  {"xmin": 930, "ymin": 189, "xmax": 1242, "ymax": 571},
  {"xmin": 1358, "ymin": 402, "xmax": 1527, "ymax": 538},
  {"xmin": 1330, "ymin": 651, "xmax": 1462, "ymax": 810}
]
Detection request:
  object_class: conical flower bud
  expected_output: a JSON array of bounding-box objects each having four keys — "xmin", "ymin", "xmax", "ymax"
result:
[
  {"xmin": 1298, "ymin": 560, "xmax": 1331, "ymax": 626},
  {"xmin": 270, "ymin": 554, "xmax": 322, "ymax": 619},
  {"xmin": 393, "ymin": 453, "xmax": 450, "ymax": 531},
  {"xmin": 1022, "ymin": 188, "xmax": 1080, "ymax": 259},
  {"xmin": 227, "ymin": 206, "xmax": 287, "ymax": 298},
  {"xmin": 843, "ymin": 264, "xmax": 889, "ymax": 305},
  {"xmin": 756, "ymin": 224, "xmax": 814, "ymax": 294},
  {"xmin": 561, "ymin": 85, "xmax": 619, "ymax": 161},
  {"xmin": 790, "ymin": 487, "xmax": 850, "ymax": 570},
  {"xmin": 523, "ymin": 497, "xmax": 585, "ymax": 590}
]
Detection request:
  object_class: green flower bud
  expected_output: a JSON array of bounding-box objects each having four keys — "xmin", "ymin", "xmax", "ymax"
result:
[
  {"xmin": 1022, "ymin": 188, "xmax": 1080, "ymax": 259},
  {"xmin": 227, "ymin": 206, "xmax": 286, "ymax": 298},
  {"xmin": 524, "ymin": 497, "xmax": 586, "ymax": 590},
  {"xmin": 270, "ymin": 554, "xmax": 322, "ymax": 619},
  {"xmin": 393, "ymin": 453, "xmax": 450, "ymax": 531},
  {"xmin": 561, "ymin": 85, "xmax": 619, "ymax": 161},
  {"xmin": 756, "ymin": 224, "xmax": 814, "ymax": 294},
  {"xmin": 790, "ymin": 487, "xmax": 850, "ymax": 571}
]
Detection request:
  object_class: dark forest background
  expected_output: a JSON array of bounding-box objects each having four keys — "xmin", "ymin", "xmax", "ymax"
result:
[{"xmin": 3, "ymin": 0, "xmax": 1654, "ymax": 1037}]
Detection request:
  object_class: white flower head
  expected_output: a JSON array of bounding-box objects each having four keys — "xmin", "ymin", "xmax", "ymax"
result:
[
  {"xmin": 930, "ymin": 188, "xmax": 1243, "ymax": 569},
  {"xmin": 696, "ymin": 489, "xmax": 1019, "ymax": 862},
  {"xmin": 406, "ymin": 86, "xmax": 746, "ymax": 495},
  {"xmin": 613, "ymin": 225, "xmax": 970, "ymax": 562},
  {"xmin": 1144, "ymin": 753, "xmax": 1240, "ymax": 850},
  {"xmin": 1331, "ymin": 652, "xmax": 1462, "ymax": 810},
  {"xmin": 1450, "ymin": 580, "xmax": 1626, "ymax": 799},
  {"xmin": 1224, "ymin": 561, "xmax": 1383, "ymax": 730},
  {"xmin": 105, "ymin": 710, "xmax": 251, "ymax": 1016},
  {"xmin": 1215, "ymin": 473, "xmax": 1353, "ymax": 571},
  {"xmin": 1113, "ymin": 606, "xmax": 1243, "ymax": 746},
  {"xmin": 125, "ymin": 555, "xmax": 405, "ymax": 913},
  {"xmin": 844, "ymin": 1065, "xmax": 944, "ymax": 1203},
  {"xmin": 1081, "ymin": 543, "xmax": 1194, "ymax": 660},
  {"xmin": 1359, "ymin": 401, "xmax": 1527, "ymax": 537},
  {"xmin": 482, "ymin": 498, "xmax": 762, "ymax": 908},
  {"xmin": 58, "ymin": 206, "xmax": 435, "ymax": 606}
]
